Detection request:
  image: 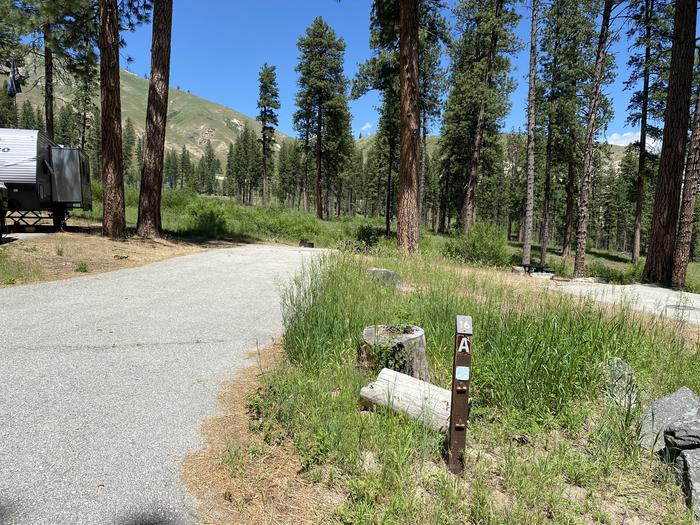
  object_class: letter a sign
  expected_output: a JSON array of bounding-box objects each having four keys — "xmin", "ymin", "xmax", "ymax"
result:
[{"xmin": 448, "ymin": 315, "xmax": 473, "ymax": 475}]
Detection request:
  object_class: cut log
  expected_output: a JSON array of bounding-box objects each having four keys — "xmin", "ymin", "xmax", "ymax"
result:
[
  {"xmin": 358, "ymin": 325, "xmax": 431, "ymax": 382},
  {"xmin": 360, "ymin": 368, "xmax": 450, "ymax": 433}
]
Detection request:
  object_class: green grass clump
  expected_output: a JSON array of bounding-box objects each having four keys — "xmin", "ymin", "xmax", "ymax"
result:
[{"xmin": 255, "ymin": 252, "xmax": 697, "ymax": 523}]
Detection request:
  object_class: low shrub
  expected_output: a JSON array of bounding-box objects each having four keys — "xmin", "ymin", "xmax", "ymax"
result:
[
  {"xmin": 442, "ymin": 221, "xmax": 510, "ymax": 267},
  {"xmin": 185, "ymin": 199, "xmax": 228, "ymax": 237},
  {"xmin": 355, "ymin": 224, "xmax": 382, "ymax": 248},
  {"xmin": 162, "ymin": 188, "xmax": 198, "ymax": 209}
]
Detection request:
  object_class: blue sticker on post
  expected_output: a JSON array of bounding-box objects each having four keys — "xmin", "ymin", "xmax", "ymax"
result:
[{"xmin": 455, "ymin": 366, "xmax": 470, "ymax": 381}]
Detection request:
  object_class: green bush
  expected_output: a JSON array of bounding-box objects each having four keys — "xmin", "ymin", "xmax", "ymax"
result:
[
  {"xmin": 185, "ymin": 199, "xmax": 228, "ymax": 237},
  {"xmin": 90, "ymin": 180, "xmax": 103, "ymax": 203},
  {"xmin": 355, "ymin": 224, "xmax": 382, "ymax": 247},
  {"xmin": 162, "ymin": 188, "xmax": 198, "ymax": 210},
  {"xmin": 124, "ymin": 186, "xmax": 140, "ymax": 208},
  {"xmin": 442, "ymin": 221, "xmax": 510, "ymax": 267}
]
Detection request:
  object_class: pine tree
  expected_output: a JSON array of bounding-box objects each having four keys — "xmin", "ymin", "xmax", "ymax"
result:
[
  {"xmin": 256, "ymin": 63, "xmax": 280, "ymax": 206},
  {"xmin": 19, "ymin": 100, "xmax": 36, "ymax": 129},
  {"xmin": 137, "ymin": 0, "xmax": 173, "ymax": 238},
  {"xmin": 572, "ymin": 0, "xmax": 616, "ymax": 277},
  {"xmin": 0, "ymin": 82, "xmax": 18, "ymax": 129},
  {"xmin": 294, "ymin": 17, "xmax": 348, "ymax": 219},
  {"xmin": 625, "ymin": 0, "xmax": 672, "ymax": 263},
  {"xmin": 521, "ymin": 0, "xmax": 539, "ymax": 266},
  {"xmin": 643, "ymin": 0, "xmax": 697, "ymax": 285}
]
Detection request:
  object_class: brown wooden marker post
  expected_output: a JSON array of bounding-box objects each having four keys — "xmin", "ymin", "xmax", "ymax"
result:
[{"xmin": 448, "ymin": 315, "xmax": 472, "ymax": 474}]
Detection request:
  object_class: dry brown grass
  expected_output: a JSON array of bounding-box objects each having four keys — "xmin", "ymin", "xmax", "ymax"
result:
[
  {"xmin": 0, "ymin": 227, "xmax": 234, "ymax": 287},
  {"xmin": 182, "ymin": 343, "xmax": 344, "ymax": 525}
]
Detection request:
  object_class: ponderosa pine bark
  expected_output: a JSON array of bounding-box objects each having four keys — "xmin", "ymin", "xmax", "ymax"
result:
[
  {"xmin": 522, "ymin": 0, "xmax": 539, "ymax": 266},
  {"xmin": 572, "ymin": 0, "xmax": 613, "ymax": 278},
  {"xmin": 643, "ymin": 0, "xmax": 697, "ymax": 285},
  {"xmin": 397, "ymin": 0, "xmax": 420, "ymax": 253},
  {"xmin": 99, "ymin": 0, "xmax": 126, "ymax": 240},
  {"xmin": 463, "ymin": 0, "xmax": 503, "ymax": 231},
  {"xmin": 632, "ymin": 0, "xmax": 653, "ymax": 264},
  {"xmin": 43, "ymin": 25, "xmax": 54, "ymax": 140},
  {"xmin": 137, "ymin": 0, "xmax": 173, "ymax": 238},
  {"xmin": 672, "ymin": 88, "xmax": 700, "ymax": 288}
]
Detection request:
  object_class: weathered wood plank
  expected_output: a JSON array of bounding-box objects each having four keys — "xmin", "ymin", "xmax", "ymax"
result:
[{"xmin": 359, "ymin": 368, "xmax": 451, "ymax": 433}]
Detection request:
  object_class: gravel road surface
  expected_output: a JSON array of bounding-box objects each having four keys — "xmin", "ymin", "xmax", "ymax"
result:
[
  {"xmin": 554, "ymin": 281, "xmax": 700, "ymax": 326},
  {"xmin": 0, "ymin": 244, "xmax": 321, "ymax": 524}
]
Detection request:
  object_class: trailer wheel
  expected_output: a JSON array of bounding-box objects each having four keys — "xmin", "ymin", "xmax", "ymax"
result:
[
  {"xmin": 52, "ymin": 207, "xmax": 67, "ymax": 231},
  {"xmin": 0, "ymin": 208, "xmax": 5, "ymax": 241}
]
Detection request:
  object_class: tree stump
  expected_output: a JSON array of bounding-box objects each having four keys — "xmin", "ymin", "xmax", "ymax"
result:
[{"xmin": 358, "ymin": 325, "xmax": 431, "ymax": 382}]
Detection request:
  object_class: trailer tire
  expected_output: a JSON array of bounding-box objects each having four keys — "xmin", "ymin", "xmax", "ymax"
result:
[
  {"xmin": 52, "ymin": 207, "xmax": 66, "ymax": 231},
  {"xmin": 0, "ymin": 208, "xmax": 5, "ymax": 241}
]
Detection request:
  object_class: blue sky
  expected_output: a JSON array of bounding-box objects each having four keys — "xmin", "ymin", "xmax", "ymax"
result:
[{"xmin": 121, "ymin": 0, "xmax": 642, "ymax": 146}]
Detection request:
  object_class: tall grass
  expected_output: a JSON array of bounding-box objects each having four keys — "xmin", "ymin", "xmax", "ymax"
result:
[{"xmin": 256, "ymin": 253, "xmax": 698, "ymax": 523}]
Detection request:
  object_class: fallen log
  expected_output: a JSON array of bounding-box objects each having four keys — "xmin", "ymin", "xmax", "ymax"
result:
[{"xmin": 359, "ymin": 368, "xmax": 451, "ymax": 433}]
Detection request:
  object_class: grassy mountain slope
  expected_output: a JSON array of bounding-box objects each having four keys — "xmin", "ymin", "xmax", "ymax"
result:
[{"xmin": 18, "ymin": 66, "xmax": 288, "ymax": 159}]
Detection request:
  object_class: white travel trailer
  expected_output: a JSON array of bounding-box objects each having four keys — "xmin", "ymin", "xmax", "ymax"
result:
[{"xmin": 0, "ymin": 128, "xmax": 92, "ymax": 231}]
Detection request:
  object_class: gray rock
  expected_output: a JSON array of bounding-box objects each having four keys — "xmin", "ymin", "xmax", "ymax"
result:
[
  {"xmin": 641, "ymin": 387, "xmax": 700, "ymax": 453},
  {"xmin": 602, "ymin": 357, "xmax": 639, "ymax": 409},
  {"xmin": 530, "ymin": 272, "xmax": 554, "ymax": 280},
  {"xmin": 511, "ymin": 266, "xmax": 526, "ymax": 274},
  {"xmin": 369, "ymin": 267, "xmax": 403, "ymax": 288},
  {"xmin": 665, "ymin": 415, "xmax": 700, "ymax": 453},
  {"xmin": 674, "ymin": 448, "xmax": 700, "ymax": 519}
]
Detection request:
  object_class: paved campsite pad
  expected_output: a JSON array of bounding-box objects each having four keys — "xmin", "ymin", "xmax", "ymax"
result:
[
  {"xmin": 0, "ymin": 244, "xmax": 321, "ymax": 524},
  {"xmin": 554, "ymin": 282, "xmax": 700, "ymax": 327}
]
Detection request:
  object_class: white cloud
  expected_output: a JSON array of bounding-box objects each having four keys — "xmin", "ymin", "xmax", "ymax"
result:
[
  {"xmin": 606, "ymin": 131, "xmax": 661, "ymax": 152},
  {"xmin": 360, "ymin": 122, "xmax": 373, "ymax": 133}
]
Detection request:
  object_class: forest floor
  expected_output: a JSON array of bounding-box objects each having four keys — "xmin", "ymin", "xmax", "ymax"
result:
[
  {"xmin": 0, "ymin": 221, "xmax": 234, "ymax": 287},
  {"xmin": 182, "ymin": 342, "xmax": 345, "ymax": 524}
]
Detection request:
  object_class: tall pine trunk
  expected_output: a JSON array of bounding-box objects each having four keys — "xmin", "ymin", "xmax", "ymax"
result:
[
  {"xmin": 463, "ymin": 0, "xmax": 503, "ymax": 231},
  {"xmin": 562, "ymin": 152, "xmax": 576, "ymax": 257},
  {"xmin": 672, "ymin": 88, "xmax": 700, "ymax": 287},
  {"xmin": 99, "ymin": 0, "xmax": 126, "ymax": 240},
  {"xmin": 632, "ymin": 0, "xmax": 653, "ymax": 264},
  {"xmin": 541, "ymin": 122, "xmax": 553, "ymax": 264},
  {"xmin": 573, "ymin": 0, "xmax": 613, "ymax": 277},
  {"xmin": 43, "ymin": 25, "xmax": 54, "ymax": 140},
  {"xmin": 397, "ymin": 0, "xmax": 420, "ymax": 253},
  {"xmin": 315, "ymin": 106, "xmax": 323, "ymax": 219},
  {"xmin": 262, "ymin": 154, "xmax": 269, "ymax": 206},
  {"xmin": 386, "ymin": 139, "xmax": 395, "ymax": 236},
  {"xmin": 137, "ymin": 0, "xmax": 173, "ymax": 238},
  {"xmin": 643, "ymin": 0, "xmax": 697, "ymax": 285},
  {"xmin": 522, "ymin": 0, "xmax": 539, "ymax": 266}
]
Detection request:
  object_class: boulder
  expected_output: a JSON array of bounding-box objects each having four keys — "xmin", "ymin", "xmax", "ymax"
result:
[
  {"xmin": 674, "ymin": 449, "xmax": 700, "ymax": 519},
  {"xmin": 665, "ymin": 415, "xmax": 700, "ymax": 454},
  {"xmin": 602, "ymin": 357, "xmax": 639, "ymax": 409},
  {"xmin": 369, "ymin": 267, "xmax": 403, "ymax": 289},
  {"xmin": 641, "ymin": 387, "xmax": 700, "ymax": 453},
  {"xmin": 358, "ymin": 325, "xmax": 431, "ymax": 382},
  {"xmin": 530, "ymin": 272, "xmax": 554, "ymax": 280},
  {"xmin": 511, "ymin": 266, "xmax": 526, "ymax": 275}
]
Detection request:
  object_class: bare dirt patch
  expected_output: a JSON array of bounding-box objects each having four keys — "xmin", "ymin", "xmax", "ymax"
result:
[
  {"xmin": 182, "ymin": 343, "xmax": 344, "ymax": 525},
  {"xmin": 0, "ymin": 228, "xmax": 233, "ymax": 287}
]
